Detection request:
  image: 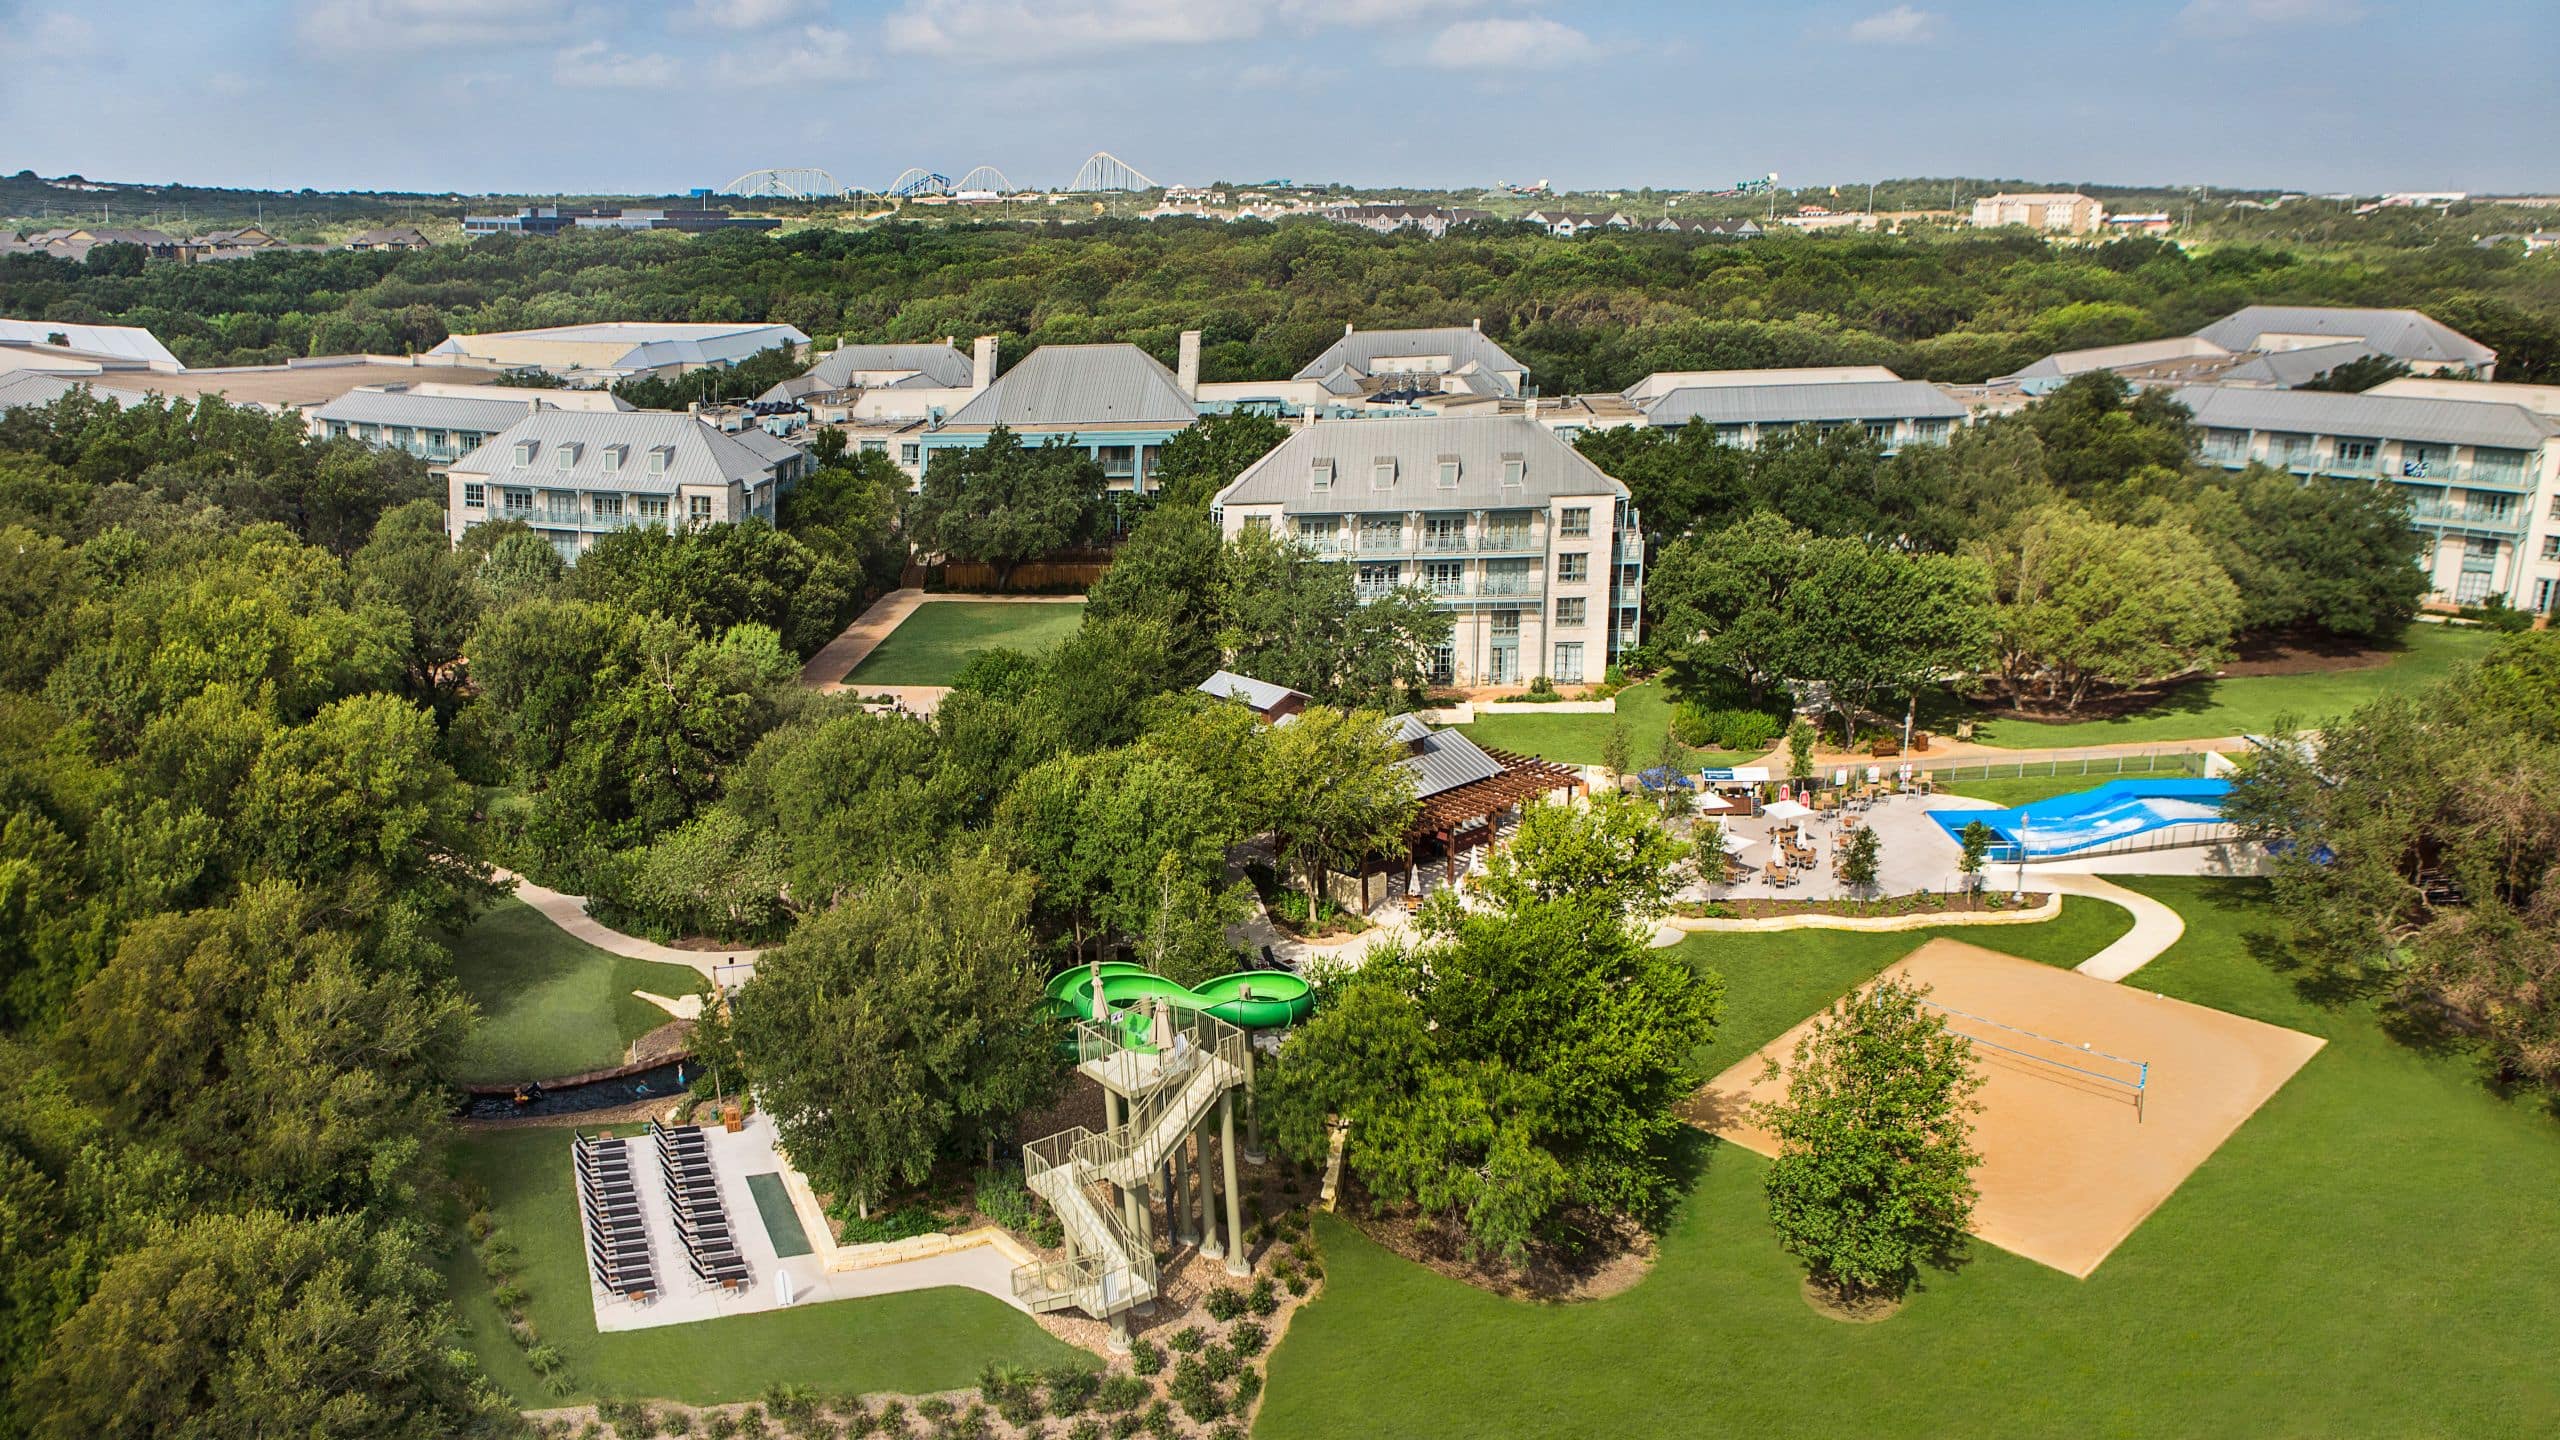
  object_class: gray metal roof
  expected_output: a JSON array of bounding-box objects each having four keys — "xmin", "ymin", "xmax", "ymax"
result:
[
  {"xmin": 1641, "ymin": 380, "xmax": 1967, "ymax": 427},
  {"xmin": 1400, "ymin": 721, "xmax": 1504, "ymax": 799},
  {"xmin": 427, "ymin": 322, "xmax": 809, "ymax": 372},
  {"xmin": 1213, "ymin": 415, "xmax": 1628, "ymax": 513},
  {"xmin": 1292, "ymin": 326, "xmax": 1528, "ymax": 392},
  {"xmin": 2172, "ymin": 384, "xmax": 2560, "ymax": 450},
  {"xmin": 2000, "ymin": 335, "xmax": 2231, "ymax": 383},
  {"xmin": 2191, "ymin": 306, "xmax": 2495, "ymax": 368},
  {"xmin": 2217, "ymin": 341, "xmax": 2379, "ymax": 388},
  {"xmin": 310, "ymin": 389, "xmax": 546, "ymax": 433},
  {"xmin": 0, "ymin": 317, "xmax": 182, "ymax": 369},
  {"xmin": 941, "ymin": 344, "xmax": 1198, "ymax": 430},
  {"xmin": 799, "ymin": 343, "xmax": 974, "ymax": 391},
  {"xmin": 0, "ymin": 371, "xmax": 146, "ymax": 411},
  {"xmin": 447, "ymin": 410, "xmax": 790, "ymax": 493},
  {"xmin": 1198, "ymin": 670, "xmax": 1307, "ymax": 712}
]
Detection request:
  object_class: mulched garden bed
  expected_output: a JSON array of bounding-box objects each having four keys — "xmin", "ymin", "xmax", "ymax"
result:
[
  {"xmin": 1675, "ymin": 892, "xmax": 2044, "ymax": 920},
  {"xmin": 1339, "ymin": 1180, "xmax": 1658, "ymax": 1303}
]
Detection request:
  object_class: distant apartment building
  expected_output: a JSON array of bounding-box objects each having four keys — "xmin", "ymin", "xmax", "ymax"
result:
[
  {"xmin": 1211, "ymin": 416, "xmax": 1641, "ymax": 688},
  {"xmin": 345, "ymin": 226, "xmax": 431, "ymax": 252},
  {"xmin": 1970, "ymin": 192, "xmax": 2105, "ymax": 234},
  {"xmin": 443, "ymin": 410, "xmax": 808, "ymax": 560},
  {"xmin": 1993, "ymin": 305, "xmax": 2500, "ymax": 396},
  {"xmin": 422, "ymin": 322, "xmax": 809, "ymax": 384},
  {"xmin": 462, "ymin": 206, "xmax": 580, "ymax": 237},
  {"xmin": 1522, "ymin": 209, "xmax": 1634, "ymax": 237},
  {"xmin": 0, "ymin": 317, "xmax": 186, "ymax": 375},
  {"xmin": 2176, "ymin": 384, "xmax": 2560, "ymax": 610},
  {"xmin": 763, "ymin": 339, "xmax": 986, "ymax": 479},
  {"xmin": 1652, "ymin": 216, "xmax": 1764, "ymax": 238},
  {"xmin": 1321, "ymin": 204, "xmax": 1493, "ymax": 237},
  {"xmin": 1627, "ymin": 368, "xmax": 1966, "ymax": 450},
  {"xmin": 309, "ymin": 384, "xmax": 630, "ymax": 462}
]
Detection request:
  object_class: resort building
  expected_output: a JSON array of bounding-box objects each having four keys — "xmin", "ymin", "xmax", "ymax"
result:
[
  {"xmin": 762, "ymin": 339, "xmax": 989, "ymax": 477},
  {"xmin": 1196, "ymin": 670, "xmax": 1310, "ymax": 724},
  {"xmin": 1211, "ymin": 415, "xmax": 1642, "ymax": 688},
  {"xmin": 1629, "ymin": 369, "xmax": 1967, "ymax": 450},
  {"xmin": 2190, "ymin": 305, "xmax": 2497, "ymax": 380},
  {"xmin": 345, "ymin": 226, "xmax": 431, "ymax": 252},
  {"xmin": 914, "ymin": 339, "xmax": 1201, "ymax": 495},
  {"xmin": 0, "ymin": 317, "xmax": 185, "ymax": 375},
  {"xmin": 1197, "ymin": 322, "xmax": 1536, "ymax": 417},
  {"xmin": 2174, "ymin": 384, "xmax": 2560, "ymax": 609},
  {"xmin": 308, "ymin": 384, "xmax": 631, "ymax": 462},
  {"xmin": 1969, "ymin": 192, "xmax": 2106, "ymax": 234},
  {"xmin": 422, "ymin": 321, "xmax": 810, "ymax": 384},
  {"xmin": 442, "ymin": 410, "xmax": 809, "ymax": 559}
]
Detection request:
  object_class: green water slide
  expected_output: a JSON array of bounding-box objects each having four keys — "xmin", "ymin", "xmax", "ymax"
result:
[{"xmin": 1045, "ymin": 961, "xmax": 1316, "ymax": 1031}]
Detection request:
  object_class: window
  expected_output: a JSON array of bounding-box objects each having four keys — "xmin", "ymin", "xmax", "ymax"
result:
[
  {"xmin": 1552, "ymin": 641, "xmax": 1585, "ymax": 684},
  {"xmin": 859, "ymin": 438, "xmax": 887, "ymax": 454},
  {"xmin": 1423, "ymin": 516, "xmax": 1465, "ymax": 552},
  {"xmin": 1097, "ymin": 445, "xmax": 1136, "ymax": 478},
  {"xmin": 687, "ymin": 495, "xmax": 714, "ymax": 523},
  {"xmin": 602, "ymin": 443, "xmax": 628, "ymax": 471},
  {"xmin": 1292, "ymin": 516, "xmax": 1337, "ymax": 547},
  {"xmin": 2542, "ymin": 535, "xmax": 2560, "ymax": 561},
  {"xmin": 462, "ymin": 482, "xmax": 485, "ymax": 509},
  {"xmin": 1863, "ymin": 421, "xmax": 1896, "ymax": 442},
  {"xmin": 555, "ymin": 442, "xmax": 581, "ymax": 470},
  {"xmin": 638, "ymin": 496, "xmax": 669, "ymax": 522},
  {"xmin": 1500, "ymin": 453, "xmax": 1525, "ymax": 487},
  {"xmin": 593, "ymin": 494, "xmax": 622, "ymax": 523},
  {"xmin": 1436, "ymin": 454, "xmax": 1460, "ymax": 488},
  {"xmin": 899, "ymin": 443, "xmax": 920, "ymax": 467},
  {"xmin": 1423, "ymin": 560, "xmax": 1463, "ymax": 595},
  {"xmin": 1556, "ymin": 552, "xmax": 1588, "ymax": 583},
  {"xmin": 1242, "ymin": 515, "xmax": 1272, "ymax": 536},
  {"xmin": 1356, "ymin": 563, "xmax": 1401, "ymax": 598},
  {"xmin": 1559, "ymin": 506, "xmax": 1591, "ymax": 537},
  {"xmin": 1359, "ymin": 516, "xmax": 1403, "ymax": 552},
  {"xmin": 1484, "ymin": 561, "xmax": 1533, "ymax": 596},
  {"xmin": 1310, "ymin": 459, "xmax": 1334, "ymax": 490},
  {"xmin": 2333, "ymin": 439, "xmax": 2378, "ymax": 472},
  {"xmin": 513, "ymin": 439, "xmax": 539, "ymax": 467},
  {"xmin": 647, "ymin": 446, "xmax": 672, "ymax": 475},
  {"xmin": 1554, "ymin": 597, "xmax": 1587, "ymax": 627},
  {"xmin": 1428, "ymin": 643, "xmax": 1455, "ymax": 687},
  {"xmin": 1371, "ymin": 456, "xmax": 1396, "ymax": 489}
]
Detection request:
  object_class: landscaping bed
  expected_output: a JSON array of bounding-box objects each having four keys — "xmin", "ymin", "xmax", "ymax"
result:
[{"xmin": 1673, "ymin": 891, "xmax": 2042, "ymax": 921}]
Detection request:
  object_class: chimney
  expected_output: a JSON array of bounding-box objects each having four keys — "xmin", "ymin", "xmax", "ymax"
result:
[
  {"xmin": 943, "ymin": 334, "xmax": 954, "ymax": 347},
  {"xmin": 1344, "ymin": 322, "xmax": 1355, "ymax": 336},
  {"xmin": 526, "ymin": 397, "xmax": 541, "ymax": 415},
  {"xmin": 971, "ymin": 335, "xmax": 997, "ymax": 394},
  {"xmin": 1176, "ymin": 329, "xmax": 1201, "ymax": 401},
  {"xmin": 1472, "ymin": 317, "xmax": 1483, "ymax": 332}
]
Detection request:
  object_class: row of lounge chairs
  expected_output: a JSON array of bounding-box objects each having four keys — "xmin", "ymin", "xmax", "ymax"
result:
[
  {"xmin": 650, "ymin": 1119, "xmax": 750, "ymax": 1292},
  {"xmin": 576, "ymin": 1135, "xmax": 656, "ymax": 1302}
]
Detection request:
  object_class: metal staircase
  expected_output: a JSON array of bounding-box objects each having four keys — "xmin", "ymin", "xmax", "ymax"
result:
[{"xmin": 1014, "ymin": 1007, "xmax": 1247, "ymax": 1326}]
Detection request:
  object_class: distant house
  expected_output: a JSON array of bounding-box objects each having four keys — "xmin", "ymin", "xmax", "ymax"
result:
[
  {"xmin": 1321, "ymin": 204, "xmax": 1493, "ymax": 237},
  {"xmin": 1522, "ymin": 209, "xmax": 1633, "ymax": 238},
  {"xmin": 1969, "ymin": 192, "xmax": 2106, "ymax": 234},
  {"xmin": 914, "ymin": 339, "xmax": 1202, "ymax": 496},
  {"xmin": 423, "ymin": 321, "xmax": 810, "ymax": 384},
  {"xmin": 12, "ymin": 226, "xmax": 182, "ymax": 262},
  {"xmin": 2191, "ymin": 305, "xmax": 2496, "ymax": 379},
  {"xmin": 1197, "ymin": 670, "xmax": 1310, "ymax": 723},
  {"xmin": 1630, "ymin": 371, "xmax": 1967, "ymax": 451},
  {"xmin": 0, "ymin": 316, "xmax": 186, "ymax": 374},
  {"xmin": 1653, "ymin": 216, "xmax": 1763, "ymax": 238},
  {"xmin": 1212, "ymin": 415, "xmax": 1642, "ymax": 688},
  {"xmin": 443, "ymin": 410, "xmax": 808, "ymax": 559},
  {"xmin": 346, "ymin": 225, "xmax": 431, "ymax": 252},
  {"xmin": 1291, "ymin": 322, "xmax": 1530, "ymax": 402},
  {"xmin": 1992, "ymin": 304, "xmax": 2499, "ymax": 395}
]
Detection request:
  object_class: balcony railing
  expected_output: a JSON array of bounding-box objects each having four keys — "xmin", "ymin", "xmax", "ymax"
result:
[
  {"xmin": 2406, "ymin": 501, "xmax": 2525, "ymax": 535},
  {"xmin": 1356, "ymin": 533, "xmax": 1408, "ymax": 555},
  {"xmin": 1479, "ymin": 530, "xmax": 1535, "ymax": 552},
  {"xmin": 1420, "ymin": 533, "xmax": 1471, "ymax": 553},
  {"xmin": 1293, "ymin": 535, "xmax": 1350, "ymax": 555}
]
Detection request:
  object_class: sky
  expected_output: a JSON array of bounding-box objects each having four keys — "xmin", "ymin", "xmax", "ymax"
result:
[{"xmin": 2, "ymin": 0, "xmax": 2554, "ymax": 198}]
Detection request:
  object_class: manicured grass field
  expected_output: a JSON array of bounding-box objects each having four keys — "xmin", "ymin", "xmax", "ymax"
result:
[
  {"xmin": 1259, "ymin": 878, "xmax": 2560, "ymax": 1439},
  {"xmin": 446, "ymin": 1130, "xmax": 1089, "ymax": 1407},
  {"xmin": 448, "ymin": 898, "xmax": 707, "ymax": 1085},
  {"xmin": 845, "ymin": 600, "xmax": 1086, "ymax": 686},
  {"xmin": 1959, "ymin": 624, "xmax": 2497, "ymax": 749},
  {"xmin": 1459, "ymin": 681, "xmax": 1751, "ymax": 770}
]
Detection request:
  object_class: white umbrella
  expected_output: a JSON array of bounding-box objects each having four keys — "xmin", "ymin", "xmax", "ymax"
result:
[
  {"xmin": 1721, "ymin": 830, "xmax": 1754, "ymax": 855},
  {"xmin": 1765, "ymin": 799, "xmax": 1812, "ymax": 820}
]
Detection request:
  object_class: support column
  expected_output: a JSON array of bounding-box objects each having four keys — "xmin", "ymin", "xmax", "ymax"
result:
[
  {"xmin": 1107, "ymin": 1313, "xmax": 1131, "ymax": 1353},
  {"xmin": 1242, "ymin": 1039, "xmax": 1266, "ymax": 1164},
  {"xmin": 1194, "ymin": 1111, "xmax": 1223, "ymax": 1259},
  {"xmin": 1169, "ymin": 1129, "xmax": 1196, "ymax": 1246},
  {"xmin": 1131, "ymin": 1179, "xmax": 1157, "ymax": 1316},
  {"xmin": 1444, "ymin": 829, "xmax": 1457, "ymax": 885},
  {"xmin": 1220, "ymin": 1092, "xmax": 1248, "ymax": 1277}
]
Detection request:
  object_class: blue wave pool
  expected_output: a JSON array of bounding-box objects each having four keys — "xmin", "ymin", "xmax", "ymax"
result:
[{"xmin": 1930, "ymin": 777, "xmax": 2232, "ymax": 859}]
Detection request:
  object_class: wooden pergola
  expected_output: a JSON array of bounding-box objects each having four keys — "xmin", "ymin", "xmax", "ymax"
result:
[{"xmin": 1363, "ymin": 747, "xmax": 1587, "ymax": 901}]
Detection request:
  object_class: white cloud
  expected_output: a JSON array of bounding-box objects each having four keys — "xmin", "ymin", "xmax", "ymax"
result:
[
  {"xmin": 2176, "ymin": 0, "xmax": 2365, "ymax": 36},
  {"xmin": 675, "ymin": 0, "xmax": 830, "ymax": 32},
  {"xmin": 0, "ymin": 7, "xmax": 96, "ymax": 60},
  {"xmin": 1846, "ymin": 5, "xmax": 1940, "ymax": 45},
  {"xmin": 714, "ymin": 22, "xmax": 868, "ymax": 84},
  {"xmin": 298, "ymin": 0, "xmax": 581, "ymax": 54},
  {"xmin": 1236, "ymin": 60, "xmax": 1341, "ymax": 91},
  {"xmin": 1421, "ymin": 16, "xmax": 1595, "ymax": 70},
  {"xmin": 884, "ymin": 1, "xmax": 1262, "ymax": 59},
  {"xmin": 551, "ymin": 37, "xmax": 682, "ymax": 90}
]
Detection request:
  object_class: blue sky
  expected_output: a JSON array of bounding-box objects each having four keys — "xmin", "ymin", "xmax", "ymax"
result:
[{"xmin": 3, "ymin": 1, "xmax": 2553, "ymax": 197}]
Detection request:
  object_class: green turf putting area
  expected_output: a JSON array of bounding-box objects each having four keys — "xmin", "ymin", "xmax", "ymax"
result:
[
  {"xmin": 447, "ymin": 1130, "xmax": 1087, "ymax": 1407},
  {"xmin": 844, "ymin": 599, "xmax": 1086, "ymax": 686},
  {"xmin": 448, "ymin": 897, "xmax": 708, "ymax": 1085},
  {"xmin": 745, "ymin": 1172, "xmax": 813, "ymax": 1258},
  {"xmin": 1257, "ymin": 877, "xmax": 2560, "ymax": 1439}
]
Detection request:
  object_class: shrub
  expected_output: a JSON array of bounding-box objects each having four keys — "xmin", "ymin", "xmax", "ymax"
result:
[
  {"xmin": 466, "ymin": 1209, "xmax": 496, "ymax": 1241},
  {"xmin": 1233, "ymin": 1368, "xmax": 1262, "ymax": 1411},
  {"xmin": 1128, "ymin": 1338, "xmax": 1163, "ymax": 1377},
  {"xmin": 1246, "ymin": 1276, "xmax": 1279, "ymax": 1316},
  {"xmin": 875, "ymin": 1400, "xmax": 908, "ymax": 1437},
  {"xmin": 492, "ymin": 1280, "xmax": 529, "ymax": 1312},
  {"xmin": 1675, "ymin": 703, "xmax": 1781, "ymax": 752},
  {"xmin": 1094, "ymin": 1374, "xmax": 1150, "ymax": 1414},
  {"xmin": 1225, "ymin": 1320, "xmax": 1267, "ymax": 1356},
  {"xmin": 1065, "ymin": 1423, "xmax": 1103, "ymax": 1440},
  {"xmin": 1141, "ymin": 1400, "xmax": 1176, "ymax": 1439},
  {"xmin": 834, "ymin": 1204, "xmax": 951, "ymax": 1246},
  {"xmin": 1107, "ymin": 1417, "xmax": 1142, "ymax": 1440},
  {"xmin": 1283, "ymin": 1271, "xmax": 1309, "ymax": 1296},
  {"xmin": 1167, "ymin": 1357, "xmax": 1222, "ymax": 1422},
  {"xmin": 1202, "ymin": 1285, "xmax": 1247, "ymax": 1321},
  {"xmin": 974, "ymin": 1164, "xmax": 1063, "ymax": 1248},
  {"xmin": 915, "ymin": 1398, "xmax": 953, "ymax": 1422},
  {"xmin": 1042, "ymin": 1367, "xmax": 1099, "ymax": 1415},
  {"xmin": 1166, "ymin": 1325, "xmax": 1203, "ymax": 1354}
]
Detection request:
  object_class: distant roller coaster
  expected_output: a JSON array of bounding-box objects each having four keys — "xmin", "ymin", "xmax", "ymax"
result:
[
  {"xmin": 1066, "ymin": 151, "xmax": 1154, "ymax": 193},
  {"xmin": 721, "ymin": 167, "xmax": 851, "ymax": 200},
  {"xmin": 888, "ymin": 168, "xmax": 952, "ymax": 198},
  {"xmin": 954, "ymin": 165, "xmax": 1014, "ymax": 194}
]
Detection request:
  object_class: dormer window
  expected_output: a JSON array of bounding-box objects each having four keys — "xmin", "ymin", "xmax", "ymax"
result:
[
  {"xmin": 1500, "ymin": 453, "xmax": 1525, "ymax": 487},
  {"xmin": 555, "ymin": 442, "xmax": 581, "ymax": 469},
  {"xmin": 647, "ymin": 445, "xmax": 673, "ymax": 475},
  {"xmin": 1370, "ymin": 456, "xmax": 1396, "ymax": 490},
  {"xmin": 513, "ymin": 439, "xmax": 539, "ymax": 467},
  {"xmin": 1436, "ymin": 454, "xmax": 1461, "ymax": 488},
  {"xmin": 1310, "ymin": 459, "xmax": 1334, "ymax": 490},
  {"xmin": 602, "ymin": 443, "xmax": 629, "ymax": 471}
]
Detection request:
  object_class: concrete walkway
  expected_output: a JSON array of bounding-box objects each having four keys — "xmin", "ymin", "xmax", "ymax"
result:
[
  {"xmin": 2042, "ymin": 873, "xmax": 2187, "ymax": 983},
  {"xmin": 492, "ymin": 867, "xmax": 760, "ymax": 983},
  {"xmin": 799, "ymin": 589, "xmax": 1085, "ymax": 695}
]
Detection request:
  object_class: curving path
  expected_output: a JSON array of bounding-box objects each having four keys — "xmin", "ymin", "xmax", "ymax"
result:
[
  {"xmin": 490, "ymin": 867, "xmax": 760, "ymax": 983},
  {"xmin": 2041, "ymin": 873, "xmax": 2186, "ymax": 982}
]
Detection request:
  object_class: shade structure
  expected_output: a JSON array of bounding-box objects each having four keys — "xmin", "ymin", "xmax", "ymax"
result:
[
  {"xmin": 1765, "ymin": 799, "xmax": 1812, "ymax": 820},
  {"xmin": 1720, "ymin": 830, "xmax": 1754, "ymax": 856}
]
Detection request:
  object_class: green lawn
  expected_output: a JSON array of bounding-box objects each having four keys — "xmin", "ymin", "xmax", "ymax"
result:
[
  {"xmin": 1259, "ymin": 878, "xmax": 2560, "ymax": 1439},
  {"xmin": 845, "ymin": 600, "xmax": 1086, "ymax": 686},
  {"xmin": 448, "ymin": 898, "xmax": 708, "ymax": 1086},
  {"xmin": 1459, "ymin": 681, "xmax": 1751, "ymax": 770},
  {"xmin": 447, "ymin": 1131, "xmax": 1087, "ymax": 1407},
  {"xmin": 1957, "ymin": 624, "xmax": 2498, "ymax": 749}
]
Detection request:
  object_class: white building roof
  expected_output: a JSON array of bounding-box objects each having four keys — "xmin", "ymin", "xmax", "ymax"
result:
[
  {"xmin": 426, "ymin": 321, "xmax": 810, "ymax": 375},
  {"xmin": 0, "ymin": 317, "xmax": 183, "ymax": 371},
  {"xmin": 1640, "ymin": 380, "xmax": 1968, "ymax": 427},
  {"xmin": 2172, "ymin": 384, "xmax": 2560, "ymax": 451},
  {"xmin": 800, "ymin": 343, "xmax": 975, "ymax": 391},
  {"xmin": 2190, "ymin": 306, "xmax": 2494, "ymax": 369},
  {"xmin": 1214, "ymin": 414, "xmax": 1627, "ymax": 514},
  {"xmin": 2366, "ymin": 376, "xmax": 2560, "ymax": 419},
  {"xmin": 311, "ymin": 388, "xmax": 553, "ymax": 433},
  {"xmin": 0, "ymin": 370, "xmax": 147, "ymax": 412},
  {"xmin": 1623, "ymin": 366, "xmax": 1900, "ymax": 406},
  {"xmin": 1291, "ymin": 325, "xmax": 1528, "ymax": 394},
  {"xmin": 448, "ymin": 410, "xmax": 791, "ymax": 493},
  {"xmin": 1197, "ymin": 670, "xmax": 1307, "ymax": 713},
  {"xmin": 941, "ymin": 344, "xmax": 1198, "ymax": 430},
  {"xmin": 1998, "ymin": 337, "xmax": 2232, "ymax": 384}
]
